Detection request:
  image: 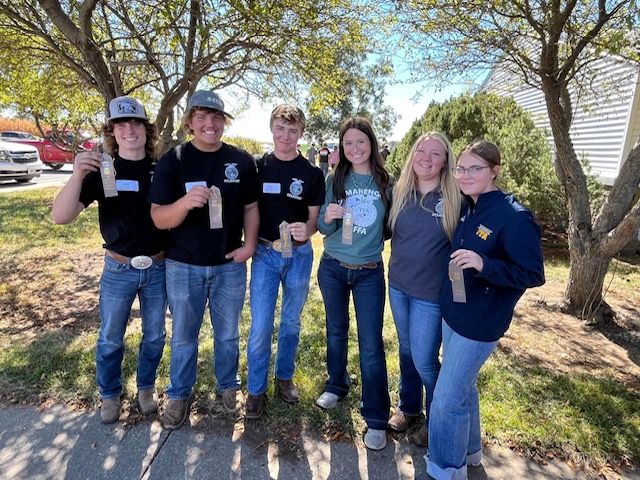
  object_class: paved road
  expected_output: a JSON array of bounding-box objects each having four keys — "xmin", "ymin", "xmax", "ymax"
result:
[{"xmin": 0, "ymin": 164, "xmax": 72, "ymax": 193}]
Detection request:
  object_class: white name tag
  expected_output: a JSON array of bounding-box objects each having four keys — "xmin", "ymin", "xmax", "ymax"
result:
[
  {"xmin": 115, "ymin": 179, "xmax": 139, "ymax": 192},
  {"xmin": 185, "ymin": 180, "xmax": 207, "ymax": 193},
  {"xmin": 263, "ymin": 182, "xmax": 281, "ymax": 194}
]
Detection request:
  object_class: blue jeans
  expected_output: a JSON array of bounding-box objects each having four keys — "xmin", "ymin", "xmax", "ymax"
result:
[
  {"xmin": 317, "ymin": 253, "xmax": 390, "ymax": 430},
  {"xmin": 426, "ymin": 320, "xmax": 498, "ymax": 480},
  {"xmin": 247, "ymin": 242, "xmax": 313, "ymax": 395},
  {"xmin": 165, "ymin": 259, "xmax": 247, "ymax": 399},
  {"xmin": 97, "ymin": 255, "xmax": 167, "ymax": 399},
  {"xmin": 388, "ymin": 285, "xmax": 442, "ymax": 423}
]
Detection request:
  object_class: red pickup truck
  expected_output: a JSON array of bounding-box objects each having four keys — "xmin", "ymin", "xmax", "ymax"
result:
[{"xmin": 0, "ymin": 131, "xmax": 100, "ymax": 170}]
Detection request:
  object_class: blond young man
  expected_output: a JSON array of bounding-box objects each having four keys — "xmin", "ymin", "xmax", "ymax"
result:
[{"xmin": 245, "ymin": 104, "xmax": 325, "ymax": 418}]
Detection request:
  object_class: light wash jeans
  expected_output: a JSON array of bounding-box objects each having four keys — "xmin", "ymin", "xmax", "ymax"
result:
[
  {"xmin": 165, "ymin": 259, "xmax": 247, "ymax": 399},
  {"xmin": 247, "ymin": 241, "xmax": 313, "ymax": 395},
  {"xmin": 426, "ymin": 320, "xmax": 498, "ymax": 480},
  {"xmin": 388, "ymin": 285, "xmax": 442, "ymax": 424},
  {"xmin": 317, "ymin": 253, "xmax": 390, "ymax": 430},
  {"xmin": 97, "ymin": 255, "xmax": 167, "ymax": 399}
]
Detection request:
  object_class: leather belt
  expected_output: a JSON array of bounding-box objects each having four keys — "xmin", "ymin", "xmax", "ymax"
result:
[
  {"xmin": 105, "ymin": 250, "xmax": 165, "ymax": 270},
  {"xmin": 258, "ymin": 237, "xmax": 307, "ymax": 252},
  {"xmin": 339, "ymin": 261, "xmax": 379, "ymax": 270}
]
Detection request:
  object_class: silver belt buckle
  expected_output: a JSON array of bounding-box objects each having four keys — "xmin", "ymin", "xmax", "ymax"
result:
[{"xmin": 131, "ymin": 255, "xmax": 153, "ymax": 270}]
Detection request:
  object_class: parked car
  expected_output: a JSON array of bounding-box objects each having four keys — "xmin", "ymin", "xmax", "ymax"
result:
[
  {"xmin": 0, "ymin": 140, "xmax": 44, "ymax": 183},
  {"xmin": 0, "ymin": 130, "xmax": 99, "ymax": 170},
  {"xmin": 0, "ymin": 131, "xmax": 42, "ymax": 141}
]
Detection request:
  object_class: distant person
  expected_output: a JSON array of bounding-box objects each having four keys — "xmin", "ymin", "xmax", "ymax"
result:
[
  {"xmin": 380, "ymin": 144, "xmax": 390, "ymax": 163},
  {"xmin": 426, "ymin": 139, "xmax": 544, "ymax": 478},
  {"xmin": 245, "ymin": 104, "xmax": 325, "ymax": 419},
  {"xmin": 329, "ymin": 145, "xmax": 338, "ymax": 171},
  {"xmin": 306, "ymin": 143, "xmax": 317, "ymax": 165},
  {"xmin": 386, "ymin": 132, "xmax": 463, "ymax": 447},
  {"xmin": 296, "ymin": 144, "xmax": 302, "ymax": 156},
  {"xmin": 316, "ymin": 117, "xmax": 393, "ymax": 451},
  {"xmin": 318, "ymin": 142, "xmax": 330, "ymax": 177},
  {"xmin": 51, "ymin": 96, "xmax": 167, "ymax": 424},
  {"xmin": 148, "ymin": 90, "xmax": 259, "ymax": 430}
]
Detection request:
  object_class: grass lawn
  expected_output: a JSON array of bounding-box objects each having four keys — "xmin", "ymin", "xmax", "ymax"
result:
[{"xmin": 0, "ymin": 186, "xmax": 639, "ymax": 475}]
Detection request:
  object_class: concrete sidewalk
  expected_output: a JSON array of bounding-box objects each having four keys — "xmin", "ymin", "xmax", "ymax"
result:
[{"xmin": 0, "ymin": 403, "xmax": 636, "ymax": 480}]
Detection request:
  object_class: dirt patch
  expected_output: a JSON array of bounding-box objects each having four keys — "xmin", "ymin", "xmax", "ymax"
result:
[
  {"xmin": 0, "ymin": 247, "xmax": 103, "ymax": 339},
  {"xmin": 505, "ymin": 282, "xmax": 640, "ymax": 392}
]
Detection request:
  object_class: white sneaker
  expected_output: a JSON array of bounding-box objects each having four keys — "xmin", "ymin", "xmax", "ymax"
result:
[
  {"xmin": 316, "ymin": 392, "xmax": 340, "ymax": 409},
  {"xmin": 364, "ymin": 428, "xmax": 387, "ymax": 450}
]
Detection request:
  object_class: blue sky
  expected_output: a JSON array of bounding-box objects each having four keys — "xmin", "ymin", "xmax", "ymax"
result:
[{"xmin": 223, "ymin": 80, "xmax": 473, "ymax": 143}]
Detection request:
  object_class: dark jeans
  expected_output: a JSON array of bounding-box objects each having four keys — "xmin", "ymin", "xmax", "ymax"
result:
[{"xmin": 317, "ymin": 253, "xmax": 390, "ymax": 430}]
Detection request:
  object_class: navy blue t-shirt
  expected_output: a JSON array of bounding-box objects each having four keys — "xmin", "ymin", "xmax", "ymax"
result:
[{"xmin": 389, "ymin": 192, "xmax": 452, "ymax": 302}]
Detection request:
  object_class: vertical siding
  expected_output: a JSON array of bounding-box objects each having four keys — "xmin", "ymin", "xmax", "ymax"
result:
[
  {"xmin": 483, "ymin": 59, "xmax": 640, "ymax": 186},
  {"xmin": 621, "ymin": 79, "xmax": 640, "ymax": 165}
]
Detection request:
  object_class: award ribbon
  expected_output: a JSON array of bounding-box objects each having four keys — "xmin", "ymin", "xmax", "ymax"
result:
[
  {"xmin": 278, "ymin": 221, "xmax": 293, "ymax": 258},
  {"xmin": 448, "ymin": 261, "xmax": 467, "ymax": 303},
  {"xmin": 100, "ymin": 153, "xmax": 118, "ymax": 198},
  {"xmin": 342, "ymin": 206, "xmax": 354, "ymax": 245},
  {"xmin": 209, "ymin": 185, "xmax": 223, "ymax": 229}
]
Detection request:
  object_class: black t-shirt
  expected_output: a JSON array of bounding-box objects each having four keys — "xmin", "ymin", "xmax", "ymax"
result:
[
  {"xmin": 148, "ymin": 141, "xmax": 259, "ymax": 266},
  {"xmin": 79, "ymin": 155, "xmax": 168, "ymax": 257},
  {"xmin": 318, "ymin": 147, "xmax": 330, "ymax": 164},
  {"xmin": 256, "ymin": 153, "xmax": 325, "ymax": 241}
]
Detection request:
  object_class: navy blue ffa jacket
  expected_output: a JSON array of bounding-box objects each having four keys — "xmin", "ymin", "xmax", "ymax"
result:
[{"xmin": 440, "ymin": 190, "xmax": 545, "ymax": 342}]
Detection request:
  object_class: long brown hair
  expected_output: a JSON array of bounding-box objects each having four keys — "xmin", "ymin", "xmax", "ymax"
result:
[{"xmin": 332, "ymin": 117, "xmax": 391, "ymax": 211}]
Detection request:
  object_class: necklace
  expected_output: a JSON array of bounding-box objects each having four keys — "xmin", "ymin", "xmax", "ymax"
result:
[{"xmin": 349, "ymin": 173, "xmax": 373, "ymax": 189}]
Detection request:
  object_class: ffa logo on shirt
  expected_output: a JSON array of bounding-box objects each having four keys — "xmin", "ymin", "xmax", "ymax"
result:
[
  {"xmin": 434, "ymin": 198, "xmax": 444, "ymax": 217},
  {"xmin": 476, "ymin": 224, "xmax": 493, "ymax": 240},
  {"xmin": 346, "ymin": 194, "xmax": 378, "ymax": 234},
  {"xmin": 287, "ymin": 178, "xmax": 304, "ymax": 200},
  {"xmin": 224, "ymin": 163, "xmax": 240, "ymax": 183}
]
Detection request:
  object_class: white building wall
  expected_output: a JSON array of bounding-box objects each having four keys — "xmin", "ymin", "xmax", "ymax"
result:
[{"xmin": 483, "ymin": 58, "xmax": 640, "ymax": 186}]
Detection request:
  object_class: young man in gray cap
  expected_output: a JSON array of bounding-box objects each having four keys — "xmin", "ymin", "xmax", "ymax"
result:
[
  {"xmin": 149, "ymin": 90, "xmax": 259, "ymax": 429},
  {"xmin": 52, "ymin": 96, "xmax": 168, "ymax": 424}
]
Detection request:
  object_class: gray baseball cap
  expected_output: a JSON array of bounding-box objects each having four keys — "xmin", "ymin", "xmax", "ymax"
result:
[
  {"xmin": 107, "ymin": 96, "xmax": 149, "ymax": 121},
  {"xmin": 187, "ymin": 90, "xmax": 234, "ymax": 119}
]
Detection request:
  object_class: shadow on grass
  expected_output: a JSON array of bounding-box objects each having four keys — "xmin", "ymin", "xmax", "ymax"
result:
[
  {"xmin": 0, "ymin": 329, "xmax": 97, "ymax": 405},
  {"xmin": 480, "ymin": 353, "xmax": 640, "ymax": 470}
]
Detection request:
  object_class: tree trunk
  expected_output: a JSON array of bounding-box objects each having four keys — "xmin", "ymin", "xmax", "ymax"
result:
[{"xmin": 562, "ymin": 245, "xmax": 615, "ymax": 323}]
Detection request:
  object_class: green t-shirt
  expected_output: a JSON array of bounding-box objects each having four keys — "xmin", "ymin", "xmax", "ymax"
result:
[{"xmin": 318, "ymin": 172, "xmax": 388, "ymax": 264}]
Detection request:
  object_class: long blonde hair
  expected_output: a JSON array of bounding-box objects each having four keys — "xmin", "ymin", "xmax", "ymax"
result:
[{"xmin": 388, "ymin": 132, "xmax": 462, "ymax": 240}]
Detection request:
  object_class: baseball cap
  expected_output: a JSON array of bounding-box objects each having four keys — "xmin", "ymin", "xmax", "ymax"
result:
[
  {"xmin": 107, "ymin": 96, "xmax": 149, "ymax": 121},
  {"xmin": 187, "ymin": 90, "xmax": 234, "ymax": 119}
]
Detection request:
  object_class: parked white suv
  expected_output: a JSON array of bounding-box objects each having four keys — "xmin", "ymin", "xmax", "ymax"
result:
[{"xmin": 0, "ymin": 139, "xmax": 44, "ymax": 183}]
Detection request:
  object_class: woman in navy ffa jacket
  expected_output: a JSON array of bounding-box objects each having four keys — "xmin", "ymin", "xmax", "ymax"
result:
[{"xmin": 426, "ymin": 140, "xmax": 545, "ymax": 480}]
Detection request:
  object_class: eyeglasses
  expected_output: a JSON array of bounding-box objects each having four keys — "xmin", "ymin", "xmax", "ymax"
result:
[{"xmin": 453, "ymin": 165, "xmax": 491, "ymax": 177}]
